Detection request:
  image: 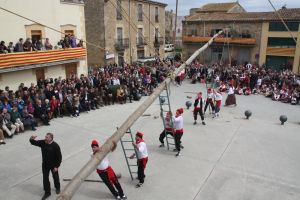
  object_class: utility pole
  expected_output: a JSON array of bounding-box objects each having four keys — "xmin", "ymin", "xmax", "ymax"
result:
[{"xmin": 173, "ymin": 0, "xmax": 178, "ymax": 45}]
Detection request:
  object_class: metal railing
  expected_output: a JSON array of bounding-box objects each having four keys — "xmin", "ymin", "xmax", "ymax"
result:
[
  {"xmin": 136, "ymin": 37, "xmax": 148, "ymax": 47},
  {"xmin": 114, "ymin": 38, "xmax": 129, "ymax": 50}
]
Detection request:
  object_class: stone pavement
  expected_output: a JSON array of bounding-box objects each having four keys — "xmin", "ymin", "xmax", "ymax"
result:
[{"xmin": 1, "ymin": 81, "xmax": 300, "ymax": 200}]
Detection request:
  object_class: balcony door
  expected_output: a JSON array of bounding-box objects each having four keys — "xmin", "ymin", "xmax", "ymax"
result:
[
  {"xmin": 117, "ymin": 27, "xmax": 123, "ymax": 45},
  {"xmin": 35, "ymin": 68, "xmax": 45, "ymax": 81},
  {"xmin": 65, "ymin": 63, "xmax": 77, "ymax": 78},
  {"xmin": 31, "ymin": 30, "xmax": 42, "ymax": 42}
]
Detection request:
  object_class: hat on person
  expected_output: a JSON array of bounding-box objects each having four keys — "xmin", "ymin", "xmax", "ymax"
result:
[
  {"xmin": 177, "ymin": 108, "xmax": 184, "ymax": 114},
  {"xmin": 136, "ymin": 131, "xmax": 144, "ymax": 138},
  {"xmin": 91, "ymin": 139, "xmax": 99, "ymax": 147}
]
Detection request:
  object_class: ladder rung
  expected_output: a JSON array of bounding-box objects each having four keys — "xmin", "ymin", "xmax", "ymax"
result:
[
  {"xmin": 121, "ymin": 140, "xmax": 133, "ymax": 143},
  {"xmin": 124, "ymin": 149, "xmax": 135, "ymax": 151},
  {"xmin": 129, "ymin": 164, "xmax": 138, "ymax": 167}
]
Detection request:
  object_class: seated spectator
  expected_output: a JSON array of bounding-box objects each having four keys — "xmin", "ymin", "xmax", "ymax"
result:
[
  {"xmin": 116, "ymin": 86, "xmax": 126, "ymax": 104},
  {"xmin": 14, "ymin": 38, "xmax": 24, "ymax": 52},
  {"xmin": 7, "ymin": 42, "xmax": 14, "ymax": 53},
  {"xmin": 1, "ymin": 108, "xmax": 17, "ymax": 138},
  {"xmin": 34, "ymin": 99, "xmax": 50, "ymax": 125},
  {"xmin": 21, "ymin": 106, "xmax": 37, "ymax": 131},
  {"xmin": 0, "ymin": 41, "xmax": 8, "ymax": 53},
  {"xmin": 44, "ymin": 38, "xmax": 53, "ymax": 50},
  {"xmin": 10, "ymin": 106, "xmax": 24, "ymax": 133},
  {"xmin": 0, "ymin": 128, "xmax": 6, "ymax": 144},
  {"xmin": 23, "ymin": 38, "xmax": 32, "ymax": 52},
  {"xmin": 77, "ymin": 40, "xmax": 84, "ymax": 47}
]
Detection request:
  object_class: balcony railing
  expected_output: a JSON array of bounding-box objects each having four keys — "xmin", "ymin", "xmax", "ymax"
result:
[
  {"xmin": 114, "ymin": 38, "xmax": 129, "ymax": 50},
  {"xmin": 154, "ymin": 37, "xmax": 164, "ymax": 47},
  {"xmin": 0, "ymin": 48, "xmax": 86, "ymax": 69},
  {"xmin": 182, "ymin": 36, "xmax": 256, "ymax": 45},
  {"xmin": 266, "ymin": 47, "xmax": 296, "ymax": 56},
  {"xmin": 60, "ymin": 0, "xmax": 85, "ymax": 4},
  {"xmin": 136, "ymin": 37, "xmax": 148, "ymax": 47}
]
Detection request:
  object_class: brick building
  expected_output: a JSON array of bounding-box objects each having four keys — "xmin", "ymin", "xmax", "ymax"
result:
[
  {"xmin": 182, "ymin": 2, "xmax": 300, "ymax": 73},
  {"xmin": 85, "ymin": 0, "xmax": 167, "ymax": 67}
]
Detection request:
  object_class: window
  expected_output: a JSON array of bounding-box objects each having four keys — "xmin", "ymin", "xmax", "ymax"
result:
[
  {"xmin": 116, "ymin": 0, "xmax": 122, "ymax": 20},
  {"xmin": 117, "ymin": 27, "xmax": 123, "ymax": 41},
  {"xmin": 138, "ymin": 28, "xmax": 143, "ymax": 45},
  {"xmin": 269, "ymin": 21, "xmax": 299, "ymax": 32},
  {"xmin": 267, "ymin": 37, "xmax": 297, "ymax": 47},
  {"xmin": 155, "ymin": 7, "xmax": 159, "ymax": 22},
  {"xmin": 155, "ymin": 28, "xmax": 159, "ymax": 38},
  {"xmin": 137, "ymin": 4, "xmax": 143, "ymax": 21},
  {"xmin": 177, "ymin": 28, "xmax": 181, "ymax": 33},
  {"xmin": 65, "ymin": 30, "xmax": 74, "ymax": 36}
]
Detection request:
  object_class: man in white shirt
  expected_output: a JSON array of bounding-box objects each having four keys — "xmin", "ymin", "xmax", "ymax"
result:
[
  {"xmin": 172, "ymin": 108, "xmax": 184, "ymax": 156},
  {"xmin": 91, "ymin": 140, "xmax": 127, "ymax": 200},
  {"xmin": 130, "ymin": 132, "xmax": 148, "ymax": 188}
]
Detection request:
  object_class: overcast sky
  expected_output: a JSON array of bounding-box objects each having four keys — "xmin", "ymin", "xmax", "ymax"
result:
[{"xmin": 162, "ymin": 0, "xmax": 300, "ymax": 16}]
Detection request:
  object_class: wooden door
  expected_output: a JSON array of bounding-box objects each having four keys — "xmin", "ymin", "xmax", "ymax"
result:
[
  {"xmin": 65, "ymin": 63, "xmax": 77, "ymax": 79},
  {"xmin": 35, "ymin": 68, "xmax": 45, "ymax": 81}
]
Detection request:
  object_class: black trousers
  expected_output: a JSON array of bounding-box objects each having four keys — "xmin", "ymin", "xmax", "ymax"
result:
[
  {"xmin": 98, "ymin": 171, "xmax": 124, "ymax": 197},
  {"xmin": 204, "ymin": 100, "xmax": 215, "ymax": 112},
  {"xmin": 42, "ymin": 165, "xmax": 60, "ymax": 194},
  {"xmin": 194, "ymin": 108, "xmax": 204, "ymax": 121},
  {"xmin": 174, "ymin": 133, "xmax": 183, "ymax": 152},
  {"xmin": 159, "ymin": 130, "xmax": 173, "ymax": 144},
  {"xmin": 137, "ymin": 159, "xmax": 147, "ymax": 184}
]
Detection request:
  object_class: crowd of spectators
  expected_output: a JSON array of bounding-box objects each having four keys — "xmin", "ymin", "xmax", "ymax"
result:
[
  {"xmin": 186, "ymin": 62, "xmax": 300, "ymax": 105},
  {"xmin": 0, "ymin": 60, "xmax": 175, "ymax": 145},
  {"xmin": 0, "ymin": 34, "xmax": 84, "ymax": 54}
]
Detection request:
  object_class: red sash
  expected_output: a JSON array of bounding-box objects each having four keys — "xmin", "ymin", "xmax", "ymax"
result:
[
  {"xmin": 175, "ymin": 129, "xmax": 183, "ymax": 134},
  {"xmin": 139, "ymin": 157, "xmax": 148, "ymax": 169},
  {"xmin": 97, "ymin": 166, "xmax": 117, "ymax": 184}
]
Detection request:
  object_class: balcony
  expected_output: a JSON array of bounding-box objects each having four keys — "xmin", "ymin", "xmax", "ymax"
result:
[
  {"xmin": 182, "ymin": 36, "xmax": 256, "ymax": 45},
  {"xmin": 114, "ymin": 38, "xmax": 129, "ymax": 51},
  {"xmin": 154, "ymin": 37, "xmax": 164, "ymax": 47},
  {"xmin": 136, "ymin": 37, "xmax": 148, "ymax": 47},
  {"xmin": 0, "ymin": 48, "xmax": 86, "ymax": 72},
  {"xmin": 266, "ymin": 47, "xmax": 296, "ymax": 56}
]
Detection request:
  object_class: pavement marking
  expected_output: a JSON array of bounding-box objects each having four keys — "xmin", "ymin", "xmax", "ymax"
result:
[{"xmin": 192, "ymin": 124, "xmax": 241, "ymax": 200}]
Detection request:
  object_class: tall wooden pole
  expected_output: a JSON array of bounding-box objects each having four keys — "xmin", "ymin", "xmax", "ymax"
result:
[{"xmin": 57, "ymin": 30, "xmax": 225, "ymax": 200}]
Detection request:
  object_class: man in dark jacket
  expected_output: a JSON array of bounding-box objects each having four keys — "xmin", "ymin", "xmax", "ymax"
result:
[{"xmin": 30, "ymin": 133, "xmax": 62, "ymax": 200}]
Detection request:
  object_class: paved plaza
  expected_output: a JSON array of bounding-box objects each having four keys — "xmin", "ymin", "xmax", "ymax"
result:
[{"xmin": 1, "ymin": 81, "xmax": 300, "ymax": 200}]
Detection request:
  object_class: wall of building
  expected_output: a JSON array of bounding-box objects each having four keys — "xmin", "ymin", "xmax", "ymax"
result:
[
  {"xmin": 85, "ymin": 0, "xmax": 106, "ymax": 67},
  {"xmin": 102, "ymin": 0, "xmax": 165, "ymax": 65},
  {"xmin": 0, "ymin": 0, "xmax": 86, "ymax": 45}
]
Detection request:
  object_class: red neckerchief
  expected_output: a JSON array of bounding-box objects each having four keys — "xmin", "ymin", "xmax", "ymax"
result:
[{"xmin": 136, "ymin": 138, "xmax": 144, "ymax": 144}]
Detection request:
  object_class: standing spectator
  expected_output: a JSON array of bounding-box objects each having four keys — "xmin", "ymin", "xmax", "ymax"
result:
[
  {"xmin": 29, "ymin": 133, "xmax": 62, "ymax": 200},
  {"xmin": 91, "ymin": 139, "xmax": 127, "ymax": 200},
  {"xmin": 44, "ymin": 38, "xmax": 53, "ymax": 50},
  {"xmin": 130, "ymin": 131, "xmax": 148, "ymax": 188},
  {"xmin": 76, "ymin": 39, "xmax": 84, "ymax": 47},
  {"xmin": 0, "ymin": 41, "xmax": 8, "ymax": 53},
  {"xmin": 7, "ymin": 42, "xmax": 14, "ymax": 53},
  {"xmin": 213, "ymin": 89, "xmax": 222, "ymax": 118},
  {"xmin": 23, "ymin": 38, "xmax": 32, "ymax": 51},
  {"xmin": 36, "ymin": 39, "xmax": 43, "ymax": 50},
  {"xmin": 70, "ymin": 34, "xmax": 76, "ymax": 48},
  {"xmin": 14, "ymin": 38, "xmax": 24, "ymax": 52}
]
